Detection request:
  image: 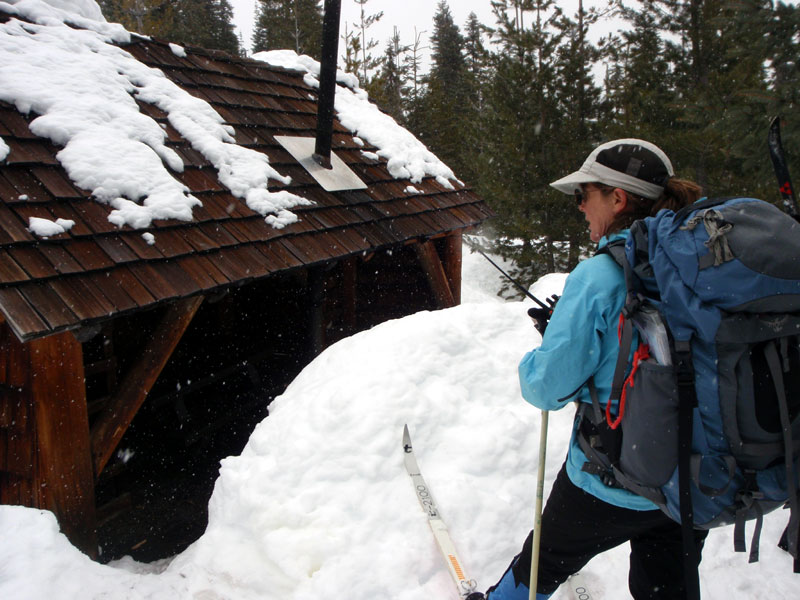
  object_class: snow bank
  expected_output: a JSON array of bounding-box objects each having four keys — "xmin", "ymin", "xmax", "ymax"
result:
[
  {"xmin": 254, "ymin": 49, "xmax": 459, "ymax": 187},
  {"xmin": 0, "ymin": 0, "xmax": 310, "ymax": 230},
  {"xmin": 0, "ymin": 247, "xmax": 797, "ymax": 599}
]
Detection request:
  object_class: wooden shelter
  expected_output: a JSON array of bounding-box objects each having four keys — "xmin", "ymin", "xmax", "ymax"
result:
[{"xmin": 0, "ymin": 11, "xmax": 492, "ymax": 560}]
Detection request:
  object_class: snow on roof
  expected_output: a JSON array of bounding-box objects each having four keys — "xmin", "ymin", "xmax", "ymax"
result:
[
  {"xmin": 0, "ymin": 0, "xmax": 311, "ymax": 234},
  {"xmin": 254, "ymin": 49, "xmax": 461, "ymax": 190},
  {"xmin": 27, "ymin": 215, "xmax": 75, "ymax": 237},
  {"xmin": 2, "ymin": 0, "xmax": 123, "ymax": 38}
]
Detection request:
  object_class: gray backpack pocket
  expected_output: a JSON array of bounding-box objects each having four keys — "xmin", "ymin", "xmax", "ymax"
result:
[{"xmin": 618, "ymin": 360, "xmax": 680, "ymax": 487}]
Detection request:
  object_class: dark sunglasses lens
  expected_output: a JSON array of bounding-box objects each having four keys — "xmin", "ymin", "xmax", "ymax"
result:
[{"xmin": 574, "ymin": 191, "xmax": 583, "ymax": 205}]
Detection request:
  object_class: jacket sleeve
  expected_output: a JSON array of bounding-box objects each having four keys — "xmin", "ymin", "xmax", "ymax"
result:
[{"xmin": 518, "ymin": 258, "xmax": 620, "ymax": 411}]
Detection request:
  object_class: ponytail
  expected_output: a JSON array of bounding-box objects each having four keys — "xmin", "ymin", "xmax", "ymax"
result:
[
  {"xmin": 606, "ymin": 177, "xmax": 703, "ymax": 233},
  {"xmin": 651, "ymin": 178, "xmax": 703, "ymax": 214}
]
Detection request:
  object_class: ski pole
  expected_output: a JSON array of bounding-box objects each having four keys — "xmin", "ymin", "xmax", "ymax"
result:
[
  {"xmin": 469, "ymin": 246, "xmax": 551, "ymax": 310},
  {"xmin": 529, "ymin": 409, "xmax": 549, "ymax": 600}
]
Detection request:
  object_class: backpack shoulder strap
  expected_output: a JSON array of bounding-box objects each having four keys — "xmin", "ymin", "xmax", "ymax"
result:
[
  {"xmin": 595, "ymin": 238, "xmax": 639, "ymax": 304},
  {"xmin": 594, "ymin": 238, "xmax": 626, "ymax": 266}
]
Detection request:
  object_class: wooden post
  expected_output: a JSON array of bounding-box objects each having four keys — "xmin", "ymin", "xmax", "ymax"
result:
[
  {"xmin": 414, "ymin": 240, "xmax": 456, "ymax": 308},
  {"xmin": 342, "ymin": 257, "xmax": 357, "ymax": 334},
  {"xmin": 308, "ymin": 266, "xmax": 326, "ymax": 357},
  {"xmin": 441, "ymin": 233, "xmax": 463, "ymax": 305},
  {"xmin": 1, "ymin": 324, "xmax": 97, "ymax": 557},
  {"xmin": 91, "ymin": 295, "xmax": 203, "ymax": 477},
  {"xmin": 1, "ymin": 322, "xmax": 32, "ymax": 507},
  {"xmin": 30, "ymin": 330, "xmax": 97, "ymax": 556}
]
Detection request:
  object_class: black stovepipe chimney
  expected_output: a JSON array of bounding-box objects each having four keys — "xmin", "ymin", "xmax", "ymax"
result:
[{"xmin": 313, "ymin": 0, "xmax": 341, "ymax": 169}]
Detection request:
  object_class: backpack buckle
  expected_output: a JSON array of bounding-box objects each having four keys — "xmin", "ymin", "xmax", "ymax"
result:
[
  {"xmin": 601, "ymin": 471, "xmax": 621, "ymax": 488},
  {"xmin": 621, "ymin": 294, "xmax": 644, "ymax": 319},
  {"xmin": 581, "ymin": 462, "xmax": 621, "ymax": 488},
  {"xmin": 674, "ymin": 342, "xmax": 694, "ymax": 386}
]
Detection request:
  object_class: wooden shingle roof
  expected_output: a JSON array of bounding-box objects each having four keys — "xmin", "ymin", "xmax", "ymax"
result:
[{"xmin": 0, "ymin": 27, "xmax": 493, "ymax": 342}]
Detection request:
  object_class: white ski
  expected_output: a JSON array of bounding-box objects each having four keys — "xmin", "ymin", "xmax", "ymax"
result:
[
  {"xmin": 403, "ymin": 424, "xmax": 484, "ymax": 600},
  {"xmin": 564, "ymin": 571, "xmax": 593, "ymax": 600}
]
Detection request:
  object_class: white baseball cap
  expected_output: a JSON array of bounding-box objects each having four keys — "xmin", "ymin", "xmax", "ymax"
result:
[{"xmin": 550, "ymin": 139, "xmax": 674, "ymax": 200}]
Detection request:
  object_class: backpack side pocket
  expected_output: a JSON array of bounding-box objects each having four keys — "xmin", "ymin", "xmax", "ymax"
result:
[{"xmin": 618, "ymin": 360, "xmax": 680, "ymax": 487}]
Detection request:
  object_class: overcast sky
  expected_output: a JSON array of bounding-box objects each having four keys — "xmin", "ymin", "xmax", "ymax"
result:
[{"xmin": 230, "ymin": 0, "xmax": 621, "ymax": 63}]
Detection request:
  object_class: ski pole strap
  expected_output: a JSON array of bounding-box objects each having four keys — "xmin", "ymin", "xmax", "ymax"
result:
[{"xmin": 674, "ymin": 341, "xmax": 701, "ymax": 600}]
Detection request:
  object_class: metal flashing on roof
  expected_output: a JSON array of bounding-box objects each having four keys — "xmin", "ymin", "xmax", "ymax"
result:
[{"xmin": 275, "ymin": 136, "xmax": 367, "ymax": 192}]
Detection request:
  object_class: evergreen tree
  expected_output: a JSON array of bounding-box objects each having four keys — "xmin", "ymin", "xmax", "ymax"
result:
[
  {"xmin": 351, "ymin": 0, "xmax": 383, "ymax": 86},
  {"xmin": 98, "ymin": 0, "xmax": 241, "ymax": 55},
  {"xmin": 340, "ymin": 23, "xmax": 364, "ymax": 82},
  {"xmin": 627, "ymin": 0, "xmax": 761, "ymax": 193},
  {"xmin": 411, "ymin": 2, "xmax": 472, "ymax": 183},
  {"xmin": 97, "ymin": 0, "xmax": 175, "ymax": 38},
  {"xmin": 403, "ymin": 28, "xmax": 427, "ymax": 108},
  {"xmin": 723, "ymin": 0, "xmax": 800, "ymax": 201},
  {"xmin": 459, "ymin": 12, "xmax": 490, "ymax": 207},
  {"xmin": 474, "ymin": 0, "xmax": 585, "ymax": 289},
  {"xmin": 463, "ymin": 12, "xmax": 489, "ymax": 84},
  {"xmin": 604, "ymin": 0, "xmax": 676, "ymax": 141},
  {"xmin": 547, "ymin": 1, "xmax": 610, "ymax": 267},
  {"xmin": 175, "ymin": 0, "xmax": 240, "ymax": 55},
  {"xmin": 367, "ymin": 28, "xmax": 410, "ymax": 123},
  {"xmin": 616, "ymin": 0, "xmax": 778, "ymax": 198},
  {"xmin": 251, "ymin": 0, "xmax": 323, "ymax": 59}
]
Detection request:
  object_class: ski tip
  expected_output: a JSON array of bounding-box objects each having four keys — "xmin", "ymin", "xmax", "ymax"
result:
[
  {"xmin": 402, "ymin": 423, "xmax": 411, "ymax": 449},
  {"xmin": 769, "ymin": 115, "xmax": 782, "ymax": 141}
]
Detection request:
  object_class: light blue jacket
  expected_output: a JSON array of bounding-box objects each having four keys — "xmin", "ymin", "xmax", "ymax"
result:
[{"xmin": 518, "ymin": 233, "xmax": 657, "ymax": 510}]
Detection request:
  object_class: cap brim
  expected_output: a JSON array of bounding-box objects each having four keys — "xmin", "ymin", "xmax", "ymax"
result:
[{"xmin": 550, "ymin": 171, "xmax": 597, "ymax": 195}]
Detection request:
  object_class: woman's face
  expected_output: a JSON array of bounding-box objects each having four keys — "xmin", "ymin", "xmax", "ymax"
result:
[{"xmin": 577, "ymin": 184, "xmax": 625, "ymax": 242}]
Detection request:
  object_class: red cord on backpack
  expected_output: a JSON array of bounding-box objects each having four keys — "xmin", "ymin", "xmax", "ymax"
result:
[{"xmin": 608, "ymin": 315, "xmax": 651, "ymax": 430}]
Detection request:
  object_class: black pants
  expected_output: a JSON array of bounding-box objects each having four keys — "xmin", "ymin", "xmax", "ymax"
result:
[{"xmin": 506, "ymin": 463, "xmax": 708, "ymax": 599}]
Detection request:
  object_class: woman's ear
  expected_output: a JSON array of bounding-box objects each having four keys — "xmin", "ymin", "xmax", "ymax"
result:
[{"xmin": 611, "ymin": 188, "xmax": 628, "ymax": 215}]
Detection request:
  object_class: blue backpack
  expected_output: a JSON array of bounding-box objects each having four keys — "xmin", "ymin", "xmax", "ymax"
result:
[{"xmin": 577, "ymin": 197, "xmax": 800, "ymax": 591}]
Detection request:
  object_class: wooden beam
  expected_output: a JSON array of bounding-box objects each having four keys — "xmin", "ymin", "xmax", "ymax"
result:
[
  {"xmin": 414, "ymin": 240, "xmax": 456, "ymax": 309},
  {"xmin": 1, "ymin": 324, "xmax": 97, "ymax": 556},
  {"xmin": 91, "ymin": 296, "xmax": 203, "ymax": 477},
  {"xmin": 441, "ymin": 233, "xmax": 463, "ymax": 305},
  {"xmin": 28, "ymin": 330, "xmax": 97, "ymax": 557}
]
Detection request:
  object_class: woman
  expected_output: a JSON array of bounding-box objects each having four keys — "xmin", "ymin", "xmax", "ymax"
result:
[{"xmin": 487, "ymin": 139, "xmax": 707, "ymax": 600}]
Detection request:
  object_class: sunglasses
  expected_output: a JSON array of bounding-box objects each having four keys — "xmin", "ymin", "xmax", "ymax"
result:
[{"xmin": 574, "ymin": 187, "xmax": 607, "ymax": 206}]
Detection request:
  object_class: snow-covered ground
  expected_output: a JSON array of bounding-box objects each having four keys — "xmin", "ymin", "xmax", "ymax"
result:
[{"xmin": 0, "ymin": 246, "xmax": 797, "ymax": 599}]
